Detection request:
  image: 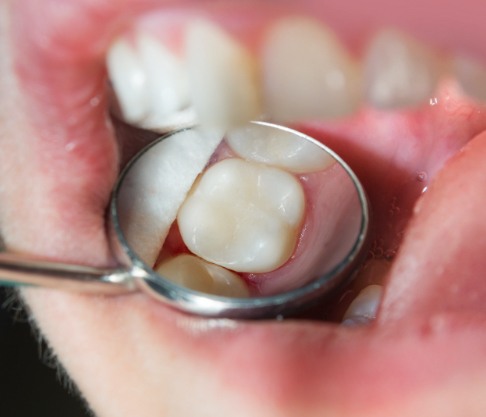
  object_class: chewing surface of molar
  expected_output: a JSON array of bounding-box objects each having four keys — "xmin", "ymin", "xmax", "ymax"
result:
[
  {"xmin": 453, "ymin": 55, "xmax": 486, "ymax": 103},
  {"xmin": 177, "ymin": 158, "xmax": 305, "ymax": 273},
  {"xmin": 117, "ymin": 128, "xmax": 223, "ymax": 266},
  {"xmin": 342, "ymin": 284, "xmax": 384, "ymax": 325},
  {"xmin": 186, "ymin": 19, "xmax": 262, "ymax": 128},
  {"xmin": 226, "ymin": 124, "xmax": 336, "ymax": 174},
  {"xmin": 156, "ymin": 254, "xmax": 250, "ymax": 297},
  {"xmin": 261, "ymin": 16, "xmax": 361, "ymax": 121},
  {"xmin": 363, "ymin": 29, "xmax": 443, "ymax": 109}
]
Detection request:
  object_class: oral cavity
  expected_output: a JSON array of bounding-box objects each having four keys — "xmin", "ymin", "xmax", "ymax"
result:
[{"xmin": 106, "ymin": 15, "xmax": 486, "ymax": 130}]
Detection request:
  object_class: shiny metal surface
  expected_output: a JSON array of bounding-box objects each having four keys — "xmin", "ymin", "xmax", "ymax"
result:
[{"xmin": 0, "ymin": 122, "xmax": 369, "ymax": 319}]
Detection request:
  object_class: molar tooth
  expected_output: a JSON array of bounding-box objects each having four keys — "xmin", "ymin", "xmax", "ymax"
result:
[
  {"xmin": 186, "ymin": 20, "xmax": 262, "ymax": 128},
  {"xmin": 342, "ymin": 285, "xmax": 383, "ymax": 326},
  {"xmin": 453, "ymin": 55, "xmax": 486, "ymax": 103},
  {"xmin": 106, "ymin": 38, "xmax": 149, "ymax": 123},
  {"xmin": 177, "ymin": 158, "xmax": 305, "ymax": 273},
  {"xmin": 156, "ymin": 254, "xmax": 250, "ymax": 297},
  {"xmin": 226, "ymin": 124, "xmax": 335, "ymax": 174},
  {"xmin": 261, "ymin": 17, "xmax": 361, "ymax": 121},
  {"xmin": 363, "ymin": 30, "xmax": 442, "ymax": 109}
]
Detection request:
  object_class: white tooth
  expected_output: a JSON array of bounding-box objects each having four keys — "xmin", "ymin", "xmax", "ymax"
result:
[
  {"xmin": 178, "ymin": 159, "xmax": 305, "ymax": 273},
  {"xmin": 106, "ymin": 38, "xmax": 149, "ymax": 123},
  {"xmin": 137, "ymin": 33, "xmax": 190, "ymax": 119},
  {"xmin": 117, "ymin": 128, "xmax": 223, "ymax": 266},
  {"xmin": 186, "ymin": 20, "xmax": 262, "ymax": 128},
  {"xmin": 342, "ymin": 284, "xmax": 383, "ymax": 325},
  {"xmin": 453, "ymin": 55, "xmax": 486, "ymax": 103},
  {"xmin": 363, "ymin": 30, "xmax": 442, "ymax": 109},
  {"xmin": 156, "ymin": 254, "xmax": 250, "ymax": 297},
  {"xmin": 226, "ymin": 124, "xmax": 335, "ymax": 174},
  {"xmin": 261, "ymin": 17, "xmax": 361, "ymax": 121}
]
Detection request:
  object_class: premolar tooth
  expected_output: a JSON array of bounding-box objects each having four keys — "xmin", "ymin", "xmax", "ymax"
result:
[
  {"xmin": 363, "ymin": 30, "xmax": 442, "ymax": 109},
  {"xmin": 178, "ymin": 159, "xmax": 305, "ymax": 273},
  {"xmin": 226, "ymin": 124, "xmax": 335, "ymax": 174},
  {"xmin": 453, "ymin": 55, "xmax": 486, "ymax": 103},
  {"xmin": 117, "ymin": 128, "xmax": 223, "ymax": 266},
  {"xmin": 106, "ymin": 38, "xmax": 149, "ymax": 123},
  {"xmin": 186, "ymin": 20, "xmax": 262, "ymax": 127},
  {"xmin": 137, "ymin": 33, "xmax": 190, "ymax": 120},
  {"xmin": 156, "ymin": 254, "xmax": 250, "ymax": 297},
  {"xmin": 261, "ymin": 17, "xmax": 361, "ymax": 121},
  {"xmin": 342, "ymin": 285, "xmax": 383, "ymax": 326}
]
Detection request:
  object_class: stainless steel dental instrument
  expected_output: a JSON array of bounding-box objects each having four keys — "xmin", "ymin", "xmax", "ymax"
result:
[{"xmin": 0, "ymin": 122, "xmax": 369, "ymax": 319}]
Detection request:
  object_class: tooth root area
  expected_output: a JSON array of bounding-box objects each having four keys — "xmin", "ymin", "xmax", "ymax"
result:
[
  {"xmin": 186, "ymin": 20, "xmax": 262, "ymax": 128},
  {"xmin": 156, "ymin": 254, "xmax": 250, "ymax": 297},
  {"xmin": 262, "ymin": 17, "xmax": 360, "ymax": 121},
  {"xmin": 227, "ymin": 124, "xmax": 335, "ymax": 174},
  {"xmin": 178, "ymin": 158, "xmax": 305, "ymax": 273},
  {"xmin": 363, "ymin": 29, "xmax": 442, "ymax": 109},
  {"xmin": 106, "ymin": 33, "xmax": 193, "ymax": 129},
  {"xmin": 342, "ymin": 285, "xmax": 384, "ymax": 326}
]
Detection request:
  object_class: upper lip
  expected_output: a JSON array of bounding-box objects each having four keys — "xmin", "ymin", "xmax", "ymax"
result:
[{"xmin": 8, "ymin": 0, "xmax": 486, "ymax": 414}]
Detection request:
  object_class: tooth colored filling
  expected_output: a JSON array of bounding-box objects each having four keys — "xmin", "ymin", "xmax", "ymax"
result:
[{"xmin": 177, "ymin": 158, "xmax": 305, "ymax": 274}]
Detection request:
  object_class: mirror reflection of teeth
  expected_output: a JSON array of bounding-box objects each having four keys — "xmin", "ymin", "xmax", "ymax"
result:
[
  {"xmin": 117, "ymin": 128, "xmax": 223, "ymax": 266},
  {"xmin": 226, "ymin": 123, "xmax": 336, "ymax": 173},
  {"xmin": 105, "ymin": 15, "xmax": 486, "ymax": 130},
  {"xmin": 177, "ymin": 158, "xmax": 305, "ymax": 274},
  {"xmin": 155, "ymin": 254, "xmax": 250, "ymax": 297}
]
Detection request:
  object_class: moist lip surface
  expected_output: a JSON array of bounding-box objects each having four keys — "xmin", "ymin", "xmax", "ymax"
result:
[{"xmin": 3, "ymin": 0, "xmax": 486, "ymax": 416}]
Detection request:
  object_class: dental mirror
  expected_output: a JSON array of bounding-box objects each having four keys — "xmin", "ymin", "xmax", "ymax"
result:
[{"xmin": 0, "ymin": 121, "xmax": 369, "ymax": 319}]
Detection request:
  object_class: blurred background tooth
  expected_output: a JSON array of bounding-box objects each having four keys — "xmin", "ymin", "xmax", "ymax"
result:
[
  {"xmin": 106, "ymin": 38, "xmax": 149, "ymax": 123},
  {"xmin": 178, "ymin": 159, "xmax": 305, "ymax": 273},
  {"xmin": 186, "ymin": 20, "xmax": 262, "ymax": 128},
  {"xmin": 226, "ymin": 124, "xmax": 335, "ymax": 173},
  {"xmin": 453, "ymin": 55, "xmax": 486, "ymax": 103},
  {"xmin": 156, "ymin": 254, "xmax": 250, "ymax": 297},
  {"xmin": 137, "ymin": 33, "xmax": 191, "ymax": 119},
  {"xmin": 342, "ymin": 284, "xmax": 383, "ymax": 326},
  {"xmin": 262, "ymin": 17, "xmax": 361, "ymax": 121},
  {"xmin": 364, "ymin": 30, "xmax": 442, "ymax": 109}
]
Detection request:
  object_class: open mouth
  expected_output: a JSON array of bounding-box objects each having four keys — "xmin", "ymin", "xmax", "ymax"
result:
[{"xmin": 3, "ymin": 0, "xmax": 486, "ymax": 415}]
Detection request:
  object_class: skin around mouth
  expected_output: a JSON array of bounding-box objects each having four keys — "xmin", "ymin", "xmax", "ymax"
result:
[{"xmin": 2, "ymin": 0, "xmax": 486, "ymax": 416}]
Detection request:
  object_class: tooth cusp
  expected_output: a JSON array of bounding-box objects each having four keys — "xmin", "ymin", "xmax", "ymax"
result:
[
  {"xmin": 226, "ymin": 124, "xmax": 335, "ymax": 173},
  {"xmin": 156, "ymin": 254, "xmax": 250, "ymax": 297},
  {"xmin": 177, "ymin": 158, "xmax": 305, "ymax": 273}
]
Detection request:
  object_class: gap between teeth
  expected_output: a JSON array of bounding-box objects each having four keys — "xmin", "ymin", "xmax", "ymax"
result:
[{"xmin": 106, "ymin": 16, "xmax": 485, "ymax": 130}]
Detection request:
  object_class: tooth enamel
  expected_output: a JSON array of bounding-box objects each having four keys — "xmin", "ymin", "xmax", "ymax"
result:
[
  {"xmin": 137, "ymin": 33, "xmax": 190, "ymax": 119},
  {"xmin": 156, "ymin": 254, "xmax": 250, "ymax": 297},
  {"xmin": 226, "ymin": 124, "xmax": 335, "ymax": 174},
  {"xmin": 453, "ymin": 55, "xmax": 486, "ymax": 103},
  {"xmin": 185, "ymin": 20, "xmax": 262, "ymax": 127},
  {"xmin": 106, "ymin": 38, "xmax": 149, "ymax": 123},
  {"xmin": 261, "ymin": 17, "xmax": 360, "ymax": 121},
  {"xmin": 363, "ymin": 30, "xmax": 442, "ymax": 109},
  {"xmin": 342, "ymin": 284, "xmax": 383, "ymax": 325},
  {"xmin": 177, "ymin": 158, "xmax": 305, "ymax": 273},
  {"xmin": 117, "ymin": 128, "xmax": 223, "ymax": 265}
]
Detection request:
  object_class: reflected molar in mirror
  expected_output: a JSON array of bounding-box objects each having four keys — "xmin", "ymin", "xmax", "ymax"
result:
[{"xmin": 117, "ymin": 123, "xmax": 365, "ymax": 298}]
